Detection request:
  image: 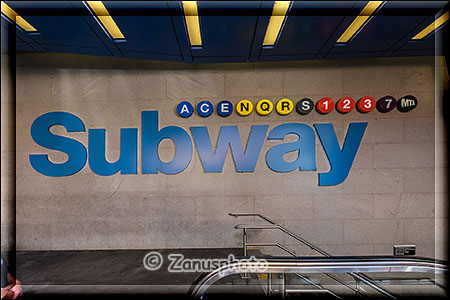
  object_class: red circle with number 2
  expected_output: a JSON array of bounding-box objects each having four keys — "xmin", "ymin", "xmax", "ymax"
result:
[
  {"xmin": 316, "ymin": 97, "xmax": 334, "ymax": 114},
  {"xmin": 357, "ymin": 96, "xmax": 375, "ymax": 113},
  {"xmin": 336, "ymin": 97, "xmax": 355, "ymax": 113}
]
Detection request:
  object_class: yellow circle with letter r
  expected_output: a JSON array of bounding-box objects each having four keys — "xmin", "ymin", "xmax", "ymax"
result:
[
  {"xmin": 256, "ymin": 99, "xmax": 273, "ymax": 116},
  {"xmin": 276, "ymin": 98, "xmax": 293, "ymax": 115},
  {"xmin": 236, "ymin": 100, "xmax": 253, "ymax": 116}
]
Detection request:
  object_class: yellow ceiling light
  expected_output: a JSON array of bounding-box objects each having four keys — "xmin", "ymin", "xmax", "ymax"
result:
[
  {"xmin": 84, "ymin": 1, "xmax": 125, "ymax": 41},
  {"xmin": 182, "ymin": 1, "xmax": 202, "ymax": 47},
  {"xmin": 336, "ymin": 1, "xmax": 384, "ymax": 44},
  {"xmin": 1, "ymin": 1, "xmax": 37, "ymax": 32},
  {"xmin": 263, "ymin": 1, "xmax": 291, "ymax": 47},
  {"xmin": 412, "ymin": 11, "xmax": 449, "ymax": 40}
]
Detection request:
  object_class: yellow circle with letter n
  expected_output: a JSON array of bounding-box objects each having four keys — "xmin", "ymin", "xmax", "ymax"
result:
[
  {"xmin": 236, "ymin": 99, "xmax": 253, "ymax": 116},
  {"xmin": 256, "ymin": 99, "xmax": 273, "ymax": 116},
  {"xmin": 276, "ymin": 98, "xmax": 293, "ymax": 115}
]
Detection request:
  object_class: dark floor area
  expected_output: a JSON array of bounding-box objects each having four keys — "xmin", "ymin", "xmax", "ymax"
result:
[
  {"xmin": 14, "ymin": 248, "xmax": 253, "ymax": 298},
  {"xmin": 11, "ymin": 249, "xmax": 447, "ymax": 299}
]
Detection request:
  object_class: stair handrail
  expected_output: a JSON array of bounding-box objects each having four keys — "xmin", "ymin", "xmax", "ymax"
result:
[
  {"xmin": 230, "ymin": 213, "xmax": 397, "ymax": 298},
  {"xmin": 230, "ymin": 213, "xmax": 330, "ymax": 256}
]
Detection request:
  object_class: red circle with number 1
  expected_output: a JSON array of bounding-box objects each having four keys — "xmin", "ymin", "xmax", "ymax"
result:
[
  {"xmin": 336, "ymin": 97, "xmax": 355, "ymax": 114},
  {"xmin": 316, "ymin": 97, "xmax": 334, "ymax": 114},
  {"xmin": 357, "ymin": 96, "xmax": 375, "ymax": 113}
]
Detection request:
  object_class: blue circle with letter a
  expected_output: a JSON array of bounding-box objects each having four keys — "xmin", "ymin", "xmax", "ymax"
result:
[
  {"xmin": 177, "ymin": 101, "xmax": 193, "ymax": 118},
  {"xmin": 217, "ymin": 100, "xmax": 233, "ymax": 117},
  {"xmin": 197, "ymin": 101, "xmax": 213, "ymax": 117}
]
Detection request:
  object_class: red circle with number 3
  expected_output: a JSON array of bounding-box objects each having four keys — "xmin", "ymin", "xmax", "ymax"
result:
[
  {"xmin": 316, "ymin": 97, "xmax": 334, "ymax": 114},
  {"xmin": 336, "ymin": 97, "xmax": 355, "ymax": 114},
  {"xmin": 357, "ymin": 96, "xmax": 375, "ymax": 113}
]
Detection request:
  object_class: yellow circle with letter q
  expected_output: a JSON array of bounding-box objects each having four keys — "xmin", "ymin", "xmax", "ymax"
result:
[
  {"xmin": 256, "ymin": 99, "xmax": 273, "ymax": 116},
  {"xmin": 236, "ymin": 99, "xmax": 253, "ymax": 116},
  {"xmin": 276, "ymin": 98, "xmax": 293, "ymax": 115}
]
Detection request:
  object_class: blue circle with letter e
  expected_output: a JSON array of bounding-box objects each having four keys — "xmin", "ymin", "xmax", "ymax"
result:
[
  {"xmin": 197, "ymin": 101, "xmax": 213, "ymax": 117},
  {"xmin": 177, "ymin": 101, "xmax": 193, "ymax": 118},
  {"xmin": 217, "ymin": 100, "xmax": 233, "ymax": 117}
]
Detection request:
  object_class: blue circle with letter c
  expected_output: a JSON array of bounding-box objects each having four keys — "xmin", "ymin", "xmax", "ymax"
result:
[
  {"xmin": 177, "ymin": 101, "xmax": 193, "ymax": 118},
  {"xmin": 197, "ymin": 101, "xmax": 213, "ymax": 117},
  {"xmin": 217, "ymin": 100, "xmax": 233, "ymax": 117}
]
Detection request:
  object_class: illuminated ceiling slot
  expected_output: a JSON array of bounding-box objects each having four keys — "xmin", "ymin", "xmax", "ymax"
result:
[
  {"xmin": 84, "ymin": 1, "xmax": 125, "ymax": 41},
  {"xmin": 262, "ymin": 1, "xmax": 291, "ymax": 47},
  {"xmin": 336, "ymin": 1, "xmax": 385, "ymax": 44},
  {"xmin": 182, "ymin": 1, "xmax": 202, "ymax": 47},
  {"xmin": 1, "ymin": 1, "xmax": 37, "ymax": 33},
  {"xmin": 412, "ymin": 11, "xmax": 449, "ymax": 40}
]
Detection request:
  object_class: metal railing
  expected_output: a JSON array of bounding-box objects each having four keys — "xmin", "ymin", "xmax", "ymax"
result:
[
  {"xmin": 189, "ymin": 257, "xmax": 448, "ymax": 298},
  {"xmin": 230, "ymin": 213, "xmax": 396, "ymax": 298},
  {"xmin": 230, "ymin": 213, "xmax": 332, "ymax": 257},
  {"xmin": 242, "ymin": 241, "xmax": 357, "ymax": 295},
  {"xmin": 292, "ymin": 273, "xmax": 343, "ymax": 299}
]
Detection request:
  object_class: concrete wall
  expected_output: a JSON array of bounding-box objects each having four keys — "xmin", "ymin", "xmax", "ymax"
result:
[
  {"xmin": 14, "ymin": 53, "xmax": 447, "ymax": 259},
  {"xmin": 1, "ymin": 51, "xmax": 16, "ymax": 256}
]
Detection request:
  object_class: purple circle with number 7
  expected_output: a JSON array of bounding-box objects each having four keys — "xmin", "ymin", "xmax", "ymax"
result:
[{"xmin": 376, "ymin": 96, "xmax": 397, "ymax": 113}]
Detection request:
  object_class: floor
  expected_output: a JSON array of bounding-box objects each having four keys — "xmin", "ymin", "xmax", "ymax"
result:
[
  {"xmin": 14, "ymin": 248, "xmax": 258, "ymax": 299},
  {"xmin": 12, "ymin": 248, "xmax": 446, "ymax": 299}
]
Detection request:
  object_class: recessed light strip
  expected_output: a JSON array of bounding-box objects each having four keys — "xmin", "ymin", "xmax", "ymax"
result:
[
  {"xmin": 1, "ymin": 1, "xmax": 37, "ymax": 32},
  {"xmin": 84, "ymin": 1, "xmax": 125, "ymax": 41},
  {"xmin": 262, "ymin": 1, "xmax": 292, "ymax": 47},
  {"xmin": 412, "ymin": 11, "xmax": 449, "ymax": 40},
  {"xmin": 182, "ymin": 1, "xmax": 202, "ymax": 47},
  {"xmin": 336, "ymin": 1, "xmax": 384, "ymax": 44}
]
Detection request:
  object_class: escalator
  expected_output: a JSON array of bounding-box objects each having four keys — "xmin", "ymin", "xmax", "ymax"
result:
[
  {"xmin": 188, "ymin": 213, "xmax": 448, "ymax": 299},
  {"xmin": 189, "ymin": 256, "xmax": 447, "ymax": 299}
]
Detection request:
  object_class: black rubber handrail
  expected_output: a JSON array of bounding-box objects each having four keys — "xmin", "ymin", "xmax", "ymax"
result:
[{"xmin": 188, "ymin": 256, "xmax": 448, "ymax": 298}]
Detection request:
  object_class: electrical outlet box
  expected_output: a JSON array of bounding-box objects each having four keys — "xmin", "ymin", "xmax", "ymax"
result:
[{"xmin": 393, "ymin": 245, "xmax": 416, "ymax": 256}]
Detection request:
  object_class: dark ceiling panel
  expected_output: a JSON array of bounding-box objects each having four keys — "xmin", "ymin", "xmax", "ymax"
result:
[
  {"xmin": 325, "ymin": 51, "xmax": 386, "ymax": 60},
  {"xmin": 2, "ymin": 16, "xmax": 44, "ymax": 48},
  {"xmin": 69, "ymin": 1, "xmax": 120, "ymax": 54},
  {"xmin": 103, "ymin": 1, "xmax": 181, "ymax": 56},
  {"xmin": 191, "ymin": 56, "xmax": 254, "ymax": 63},
  {"xmin": 260, "ymin": 1, "xmax": 356, "ymax": 57},
  {"xmin": 16, "ymin": 42, "xmax": 34, "ymax": 51},
  {"xmin": 120, "ymin": 50, "xmax": 183, "ymax": 62},
  {"xmin": 259, "ymin": 54, "xmax": 314, "ymax": 61},
  {"xmin": 7, "ymin": 2, "xmax": 86, "ymax": 46},
  {"xmin": 6, "ymin": 1, "xmax": 111, "ymax": 55},
  {"xmin": 192, "ymin": 1, "xmax": 261, "ymax": 59},
  {"xmin": 166, "ymin": 1, "xmax": 193, "ymax": 63},
  {"xmin": 391, "ymin": 16, "xmax": 447, "ymax": 57},
  {"xmin": 41, "ymin": 45, "xmax": 113, "ymax": 57},
  {"xmin": 1, "ymin": 1, "xmax": 447, "ymax": 63},
  {"xmin": 248, "ymin": 1, "xmax": 273, "ymax": 62},
  {"xmin": 385, "ymin": 5, "xmax": 447, "ymax": 58},
  {"xmin": 376, "ymin": 1, "xmax": 448, "ymax": 16},
  {"xmin": 314, "ymin": 1, "xmax": 369, "ymax": 58},
  {"xmin": 325, "ymin": 1, "xmax": 447, "ymax": 59},
  {"xmin": 1, "ymin": 11, "xmax": 44, "ymax": 51}
]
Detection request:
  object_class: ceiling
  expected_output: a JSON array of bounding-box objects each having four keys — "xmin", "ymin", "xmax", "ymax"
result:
[{"xmin": 1, "ymin": 1, "xmax": 448, "ymax": 63}]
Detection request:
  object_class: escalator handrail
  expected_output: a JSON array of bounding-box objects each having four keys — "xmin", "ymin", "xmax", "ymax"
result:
[{"xmin": 188, "ymin": 256, "xmax": 448, "ymax": 298}]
